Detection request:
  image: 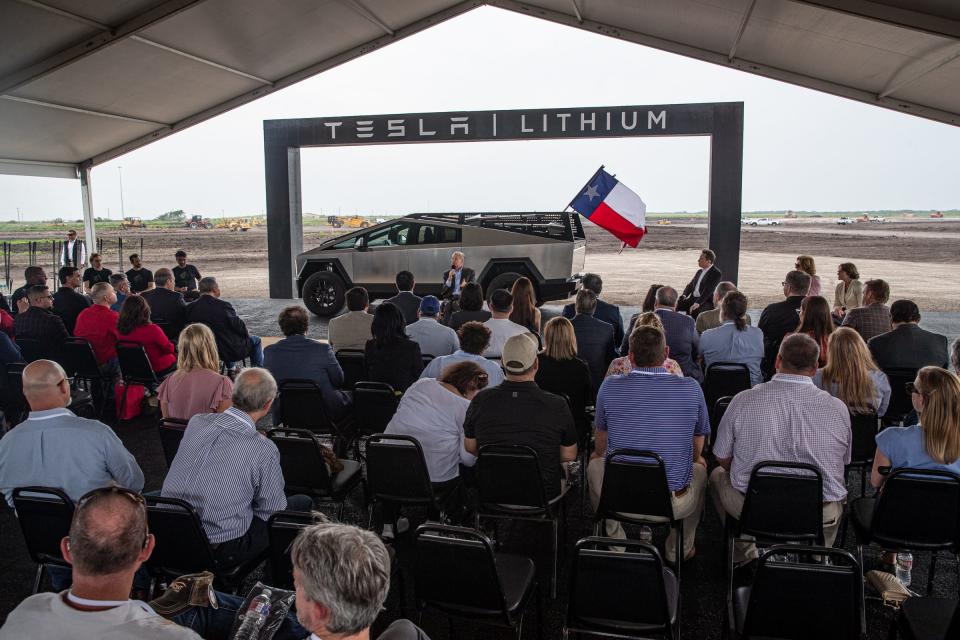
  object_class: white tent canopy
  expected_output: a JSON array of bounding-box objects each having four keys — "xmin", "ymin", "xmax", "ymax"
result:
[{"xmin": 1, "ymin": 0, "xmax": 958, "ymax": 245}]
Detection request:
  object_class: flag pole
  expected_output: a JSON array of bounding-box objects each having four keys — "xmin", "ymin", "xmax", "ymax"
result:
[{"xmin": 565, "ymin": 165, "xmax": 605, "ymax": 212}]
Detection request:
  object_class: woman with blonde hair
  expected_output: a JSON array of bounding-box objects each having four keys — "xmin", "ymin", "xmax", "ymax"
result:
[
  {"xmin": 606, "ymin": 312, "xmax": 683, "ymax": 377},
  {"xmin": 795, "ymin": 255, "xmax": 821, "ymax": 297},
  {"xmin": 814, "ymin": 327, "xmax": 891, "ymax": 416},
  {"xmin": 871, "ymin": 367, "xmax": 960, "ymax": 488},
  {"xmin": 535, "ymin": 317, "xmax": 593, "ymax": 436},
  {"xmin": 158, "ymin": 323, "xmax": 233, "ymax": 420},
  {"xmin": 509, "ymin": 276, "xmax": 541, "ymax": 333}
]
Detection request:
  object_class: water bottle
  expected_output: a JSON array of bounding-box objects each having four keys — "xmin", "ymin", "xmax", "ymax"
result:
[
  {"xmin": 896, "ymin": 553, "xmax": 913, "ymax": 587},
  {"xmin": 234, "ymin": 589, "xmax": 272, "ymax": 640},
  {"xmin": 639, "ymin": 526, "xmax": 653, "ymax": 543}
]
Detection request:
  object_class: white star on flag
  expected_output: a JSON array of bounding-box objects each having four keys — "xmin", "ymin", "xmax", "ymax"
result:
[{"xmin": 583, "ymin": 184, "xmax": 600, "ymax": 201}]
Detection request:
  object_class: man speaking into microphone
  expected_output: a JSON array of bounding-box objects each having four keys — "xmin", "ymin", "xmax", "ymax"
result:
[{"xmin": 440, "ymin": 251, "xmax": 475, "ymax": 322}]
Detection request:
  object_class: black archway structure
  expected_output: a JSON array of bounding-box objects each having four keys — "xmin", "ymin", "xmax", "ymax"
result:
[{"xmin": 263, "ymin": 102, "xmax": 743, "ymax": 298}]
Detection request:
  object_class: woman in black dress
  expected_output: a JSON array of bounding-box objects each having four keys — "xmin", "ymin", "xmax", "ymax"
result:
[
  {"xmin": 364, "ymin": 302, "xmax": 423, "ymax": 392},
  {"xmin": 535, "ymin": 316, "xmax": 593, "ymax": 438}
]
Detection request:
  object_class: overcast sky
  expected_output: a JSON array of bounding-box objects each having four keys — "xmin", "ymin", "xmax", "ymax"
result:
[{"xmin": 2, "ymin": 6, "xmax": 959, "ymax": 221}]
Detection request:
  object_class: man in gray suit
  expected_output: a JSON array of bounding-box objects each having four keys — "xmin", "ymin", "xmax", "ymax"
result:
[{"xmin": 624, "ymin": 286, "xmax": 702, "ymax": 382}]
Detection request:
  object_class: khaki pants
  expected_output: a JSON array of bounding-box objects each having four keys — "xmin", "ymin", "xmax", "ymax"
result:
[
  {"xmin": 587, "ymin": 457, "xmax": 706, "ymax": 562},
  {"xmin": 709, "ymin": 466, "xmax": 843, "ymax": 564}
]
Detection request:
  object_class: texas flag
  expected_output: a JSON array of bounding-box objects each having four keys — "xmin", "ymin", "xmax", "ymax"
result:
[{"xmin": 569, "ymin": 167, "xmax": 647, "ymax": 247}]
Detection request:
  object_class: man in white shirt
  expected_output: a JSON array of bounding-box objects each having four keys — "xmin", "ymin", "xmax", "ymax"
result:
[
  {"xmin": 422, "ymin": 321, "xmax": 504, "ymax": 386},
  {"xmin": 406, "ymin": 296, "xmax": 459, "ymax": 357},
  {"xmin": 59, "ymin": 229, "xmax": 86, "ymax": 269},
  {"xmin": 482, "ymin": 289, "xmax": 527, "ymax": 358}
]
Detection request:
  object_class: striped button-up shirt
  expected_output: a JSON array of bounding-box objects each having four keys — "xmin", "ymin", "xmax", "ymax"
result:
[
  {"xmin": 161, "ymin": 407, "xmax": 287, "ymax": 544},
  {"xmin": 714, "ymin": 374, "xmax": 851, "ymax": 502},
  {"xmin": 595, "ymin": 367, "xmax": 710, "ymax": 491}
]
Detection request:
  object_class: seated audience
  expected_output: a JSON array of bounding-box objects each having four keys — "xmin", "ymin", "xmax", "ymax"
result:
[
  {"xmin": 0, "ymin": 360, "xmax": 144, "ymax": 507},
  {"xmin": 711, "ymin": 334, "xmax": 850, "ymax": 562},
  {"xmin": 73, "ymin": 283, "xmax": 120, "ymax": 372},
  {"xmin": 570, "ymin": 289, "xmax": 617, "ymax": 393},
  {"xmin": 406, "ymin": 295, "xmax": 459, "ymax": 357},
  {"xmin": 264, "ymin": 306, "xmax": 350, "ymax": 421},
  {"xmin": 562, "ymin": 273, "xmax": 624, "ymax": 348},
  {"xmin": 535, "ymin": 317, "xmax": 594, "ymax": 437},
  {"xmin": 482, "ymin": 289, "xmax": 527, "ymax": 358},
  {"xmin": 52, "ymin": 266, "xmax": 90, "ymax": 334},
  {"xmin": 108, "ymin": 273, "xmax": 131, "ymax": 312},
  {"xmin": 758, "ymin": 270, "xmax": 810, "ymax": 379},
  {"xmin": 81, "ymin": 252, "xmax": 112, "ymax": 293},
  {"xmin": 125, "ymin": 253, "xmax": 154, "ymax": 293},
  {"xmin": 607, "ymin": 312, "xmax": 683, "ymax": 377},
  {"xmin": 696, "ymin": 281, "xmax": 751, "ymax": 334},
  {"xmin": 814, "ymin": 327, "xmax": 891, "ymax": 417},
  {"xmin": 141, "ymin": 268, "xmax": 187, "ymax": 342},
  {"xmin": 448, "ymin": 282, "xmax": 490, "ymax": 330},
  {"xmin": 328, "ymin": 286, "xmax": 374, "ymax": 352},
  {"xmin": 158, "ymin": 323, "xmax": 233, "ymax": 421},
  {"xmin": 641, "ymin": 283, "xmax": 664, "ymax": 313},
  {"xmin": 589, "ymin": 326, "xmax": 709, "ymax": 562},
  {"xmin": 10, "ymin": 266, "xmax": 47, "ymax": 315},
  {"xmin": 842, "ymin": 278, "xmax": 892, "ymax": 341},
  {"xmin": 833, "ymin": 262, "xmax": 863, "ymax": 319},
  {"xmin": 185, "ymin": 276, "xmax": 263, "ymax": 367},
  {"xmin": 384, "ymin": 270, "xmax": 422, "ymax": 325},
  {"xmin": 677, "ymin": 249, "xmax": 722, "ymax": 317},
  {"xmin": 421, "ymin": 321, "xmax": 505, "ymax": 386},
  {"xmin": 291, "ymin": 520, "xmax": 428, "ymax": 640},
  {"xmin": 700, "ymin": 291, "xmax": 765, "ymax": 386},
  {"xmin": 118, "ymin": 295, "xmax": 176, "ymax": 375},
  {"xmin": 464, "ymin": 333, "xmax": 578, "ymax": 500},
  {"xmin": 14, "ymin": 285, "xmax": 68, "ymax": 357},
  {"xmin": 868, "ymin": 299, "xmax": 950, "ymax": 370},
  {"xmin": 871, "ymin": 367, "xmax": 960, "ymax": 488},
  {"xmin": 364, "ymin": 302, "xmax": 423, "ymax": 392},
  {"xmin": 796, "ymin": 255, "xmax": 821, "ymax": 296},
  {"xmin": 625, "ymin": 286, "xmax": 701, "ymax": 381},
  {"xmin": 790, "ymin": 295, "xmax": 834, "ymax": 367},
  {"xmin": 510, "ymin": 276, "xmax": 542, "ymax": 333},
  {"xmin": 162, "ymin": 368, "xmax": 311, "ymax": 571}
]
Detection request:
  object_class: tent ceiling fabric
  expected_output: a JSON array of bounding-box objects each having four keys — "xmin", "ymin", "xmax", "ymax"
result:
[{"xmin": 1, "ymin": 0, "xmax": 958, "ymax": 176}]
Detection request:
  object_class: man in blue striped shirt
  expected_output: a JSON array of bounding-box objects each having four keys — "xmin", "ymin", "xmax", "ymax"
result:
[
  {"xmin": 588, "ymin": 325, "xmax": 710, "ymax": 562},
  {"xmin": 161, "ymin": 368, "xmax": 311, "ymax": 571}
]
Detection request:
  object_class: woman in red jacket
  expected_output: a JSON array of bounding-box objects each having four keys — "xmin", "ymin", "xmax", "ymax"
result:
[{"xmin": 117, "ymin": 295, "xmax": 176, "ymax": 375}]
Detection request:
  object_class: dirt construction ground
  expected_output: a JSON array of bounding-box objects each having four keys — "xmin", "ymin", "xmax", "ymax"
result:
[{"xmin": 4, "ymin": 218, "xmax": 959, "ymax": 311}]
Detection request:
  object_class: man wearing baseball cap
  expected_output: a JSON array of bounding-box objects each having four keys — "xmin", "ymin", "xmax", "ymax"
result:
[
  {"xmin": 464, "ymin": 333, "xmax": 578, "ymax": 499},
  {"xmin": 405, "ymin": 295, "xmax": 459, "ymax": 358}
]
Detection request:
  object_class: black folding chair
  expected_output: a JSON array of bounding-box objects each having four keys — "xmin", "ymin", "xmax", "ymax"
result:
[
  {"xmin": 116, "ymin": 340, "xmax": 162, "ymax": 422},
  {"xmin": 276, "ymin": 379, "xmax": 350, "ymax": 451},
  {"xmin": 12, "ymin": 487, "xmax": 75, "ymax": 594},
  {"xmin": 144, "ymin": 495, "xmax": 262, "ymax": 594},
  {"xmin": 336, "ymin": 349, "xmax": 366, "ymax": 390},
  {"xmin": 353, "ymin": 381, "xmax": 399, "ymax": 457},
  {"xmin": 422, "ymin": 354, "xmax": 435, "ymax": 369},
  {"xmin": 883, "ymin": 367, "xmax": 920, "ymax": 425},
  {"xmin": 476, "ymin": 444, "xmax": 568, "ymax": 598},
  {"xmin": 414, "ymin": 523, "xmax": 540, "ymax": 640},
  {"xmin": 594, "ymin": 449, "xmax": 685, "ymax": 580},
  {"xmin": 896, "ymin": 597, "xmax": 960, "ymax": 640},
  {"xmin": 266, "ymin": 510, "xmax": 316, "ymax": 590},
  {"xmin": 158, "ymin": 417, "xmax": 189, "ymax": 467},
  {"xmin": 704, "ymin": 362, "xmax": 751, "ymax": 411},
  {"xmin": 565, "ymin": 536, "xmax": 679, "ymax": 640},
  {"xmin": 710, "ymin": 395, "xmax": 734, "ymax": 450},
  {"xmin": 846, "ymin": 413, "xmax": 880, "ymax": 497},
  {"xmin": 267, "ymin": 428, "xmax": 361, "ymax": 520},
  {"xmin": 366, "ymin": 433, "xmax": 446, "ymax": 527},
  {"xmin": 4, "ymin": 362, "xmax": 28, "ymax": 427},
  {"xmin": 851, "ymin": 468, "xmax": 960, "ymax": 594},
  {"xmin": 60, "ymin": 337, "xmax": 110, "ymax": 418},
  {"xmin": 15, "ymin": 337, "xmax": 47, "ymax": 363},
  {"xmin": 731, "ymin": 545, "xmax": 864, "ymax": 640}
]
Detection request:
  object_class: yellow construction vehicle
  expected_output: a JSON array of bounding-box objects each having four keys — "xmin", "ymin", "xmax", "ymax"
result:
[{"xmin": 120, "ymin": 217, "xmax": 146, "ymax": 230}]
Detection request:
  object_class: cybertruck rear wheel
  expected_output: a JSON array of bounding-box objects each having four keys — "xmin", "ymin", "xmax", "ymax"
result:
[{"xmin": 302, "ymin": 271, "xmax": 346, "ymax": 317}]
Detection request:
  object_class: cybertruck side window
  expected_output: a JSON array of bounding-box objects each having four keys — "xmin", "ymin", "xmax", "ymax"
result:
[
  {"xmin": 331, "ymin": 236, "xmax": 357, "ymax": 249},
  {"xmin": 415, "ymin": 225, "xmax": 461, "ymax": 245},
  {"xmin": 366, "ymin": 223, "xmax": 411, "ymax": 247}
]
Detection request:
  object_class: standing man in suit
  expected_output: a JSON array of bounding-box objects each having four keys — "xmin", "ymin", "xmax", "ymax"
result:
[
  {"xmin": 59, "ymin": 229, "xmax": 86, "ymax": 269},
  {"xmin": 758, "ymin": 270, "xmax": 810, "ymax": 380},
  {"xmin": 677, "ymin": 249, "xmax": 722, "ymax": 317},
  {"xmin": 562, "ymin": 273, "xmax": 624, "ymax": 351},
  {"xmin": 141, "ymin": 268, "xmax": 187, "ymax": 342},
  {"xmin": 868, "ymin": 300, "xmax": 949, "ymax": 371},
  {"xmin": 569, "ymin": 289, "xmax": 617, "ymax": 394},
  {"xmin": 385, "ymin": 270, "xmax": 422, "ymax": 325}
]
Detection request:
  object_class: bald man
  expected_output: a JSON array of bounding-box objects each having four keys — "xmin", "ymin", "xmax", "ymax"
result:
[{"xmin": 0, "ymin": 360, "xmax": 144, "ymax": 508}]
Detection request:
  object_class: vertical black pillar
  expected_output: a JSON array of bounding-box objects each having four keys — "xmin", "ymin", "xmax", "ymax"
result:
[
  {"xmin": 707, "ymin": 103, "xmax": 744, "ymax": 284},
  {"xmin": 265, "ymin": 124, "xmax": 302, "ymax": 299}
]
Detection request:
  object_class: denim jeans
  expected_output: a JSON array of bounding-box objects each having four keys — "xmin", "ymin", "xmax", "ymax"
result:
[
  {"xmin": 172, "ymin": 591, "xmax": 309, "ymax": 640},
  {"xmin": 227, "ymin": 335, "xmax": 263, "ymax": 369}
]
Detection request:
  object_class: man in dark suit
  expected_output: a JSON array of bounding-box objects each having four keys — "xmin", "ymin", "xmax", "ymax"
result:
[
  {"xmin": 439, "ymin": 251, "xmax": 475, "ymax": 300},
  {"xmin": 569, "ymin": 289, "xmax": 617, "ymax": 394},
  {"xmin": 14, "ymin": 285, "xmax": 68, "ymax": 359},
  {"xmin": 52, "ymin": 266, "xmax": 90, "ymax": 334},
  {"xmin": 562, "ymin": 273, "xmax": 624, "ymax": 351},
  {"xmin": 385, "ymin": 270, "xmax": 422, "ymax": 325},
  {"xmin": 869, "ymin": 300, "xmax": 949, "ymax": 371},
  {"xmin": 141, "ymin": 268, "xmax": 187, "ymax": 342},
  {"xmin": 758, "ymin": 270, "xmax": 810, "ymax": 380},
  {"xmin": 185, "ymin": 277, "xmax": 263, "ymax": 367},
  {"xmin": 677, "ymin": 249, "xmax": 722, "ymax": 317},
  {"xmin": 623, "ymin": 286, "xmax": 702, "ymax": 382}
]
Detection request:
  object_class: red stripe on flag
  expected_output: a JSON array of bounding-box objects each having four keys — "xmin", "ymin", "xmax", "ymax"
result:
[{"xmin": 589, "ymin": 202, "xmax": 647, "ymax": 247}]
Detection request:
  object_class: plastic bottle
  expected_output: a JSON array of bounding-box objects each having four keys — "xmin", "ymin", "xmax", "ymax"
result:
[
  {"xmin": 639, "ymin": 526, "xmax": 653, "ymax": 543},
  {"xmin": 234, "ymin": 589, "xmax": 272, "ymax": 640},
  {"xmin": 896, "ymin": 553, "xmax": 913, "ymax": 587}
]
